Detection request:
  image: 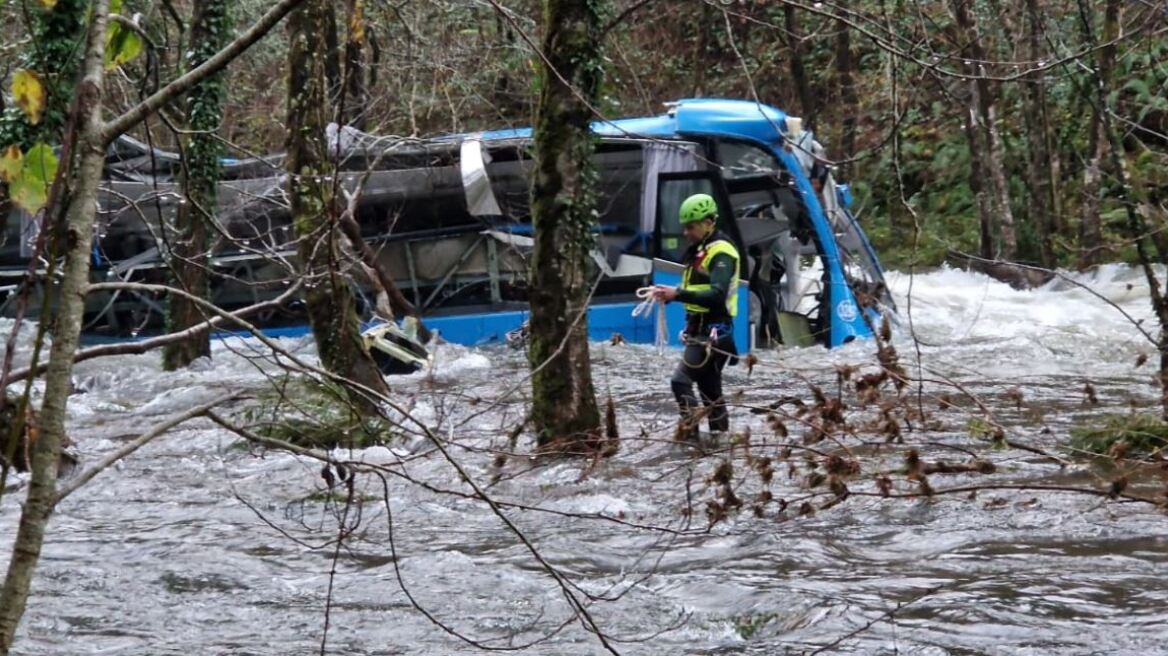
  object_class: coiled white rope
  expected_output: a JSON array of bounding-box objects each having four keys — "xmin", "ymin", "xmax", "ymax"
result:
[{"xmin": 633, "ymin": 286, "xmax": 668, "ymax": 355}]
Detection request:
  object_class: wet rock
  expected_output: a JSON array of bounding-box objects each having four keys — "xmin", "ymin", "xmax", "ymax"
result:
[{"xmin": 945, "ymin": 250, "xmax": 1055, "ymax": 290}]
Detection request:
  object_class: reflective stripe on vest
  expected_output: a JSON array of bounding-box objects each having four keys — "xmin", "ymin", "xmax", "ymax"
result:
[{"xmin": 680, "ymin": 239, "xmax": 741, "ymax": 317}]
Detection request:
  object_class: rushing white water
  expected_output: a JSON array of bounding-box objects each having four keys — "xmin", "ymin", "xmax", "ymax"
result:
[{"xmin": 2, "ymin": 266, "xmax": 1166, "ymax": 655}]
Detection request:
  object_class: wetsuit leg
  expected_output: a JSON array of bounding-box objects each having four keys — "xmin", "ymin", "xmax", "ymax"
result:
[
  {"xmin": 694, "ymin": 335, "xmax": 733, "ymax": 432},
  {"xmin": 671, "ymin": 341, "xmax": 710, "ymax": 440}
]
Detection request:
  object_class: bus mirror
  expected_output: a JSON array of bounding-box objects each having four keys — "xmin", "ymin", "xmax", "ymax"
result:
[{"xmin": 836, "ymin": 183, "xmax": 854, "ymax": 209}]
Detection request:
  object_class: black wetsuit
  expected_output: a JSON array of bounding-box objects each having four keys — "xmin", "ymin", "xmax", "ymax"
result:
[{"xmin": 670, "ymin": 231, "xmax": 738, "ymax": 437}]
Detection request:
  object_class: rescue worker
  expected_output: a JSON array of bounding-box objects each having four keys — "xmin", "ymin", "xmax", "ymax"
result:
[{"xmin": 651, "ymin": 193, "xmax": 741, "ymax": 441}]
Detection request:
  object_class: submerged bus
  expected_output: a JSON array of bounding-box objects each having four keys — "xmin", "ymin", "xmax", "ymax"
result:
[{"xmin": 0, "ymin": 98, "xmax": 894, "ymax": 357}]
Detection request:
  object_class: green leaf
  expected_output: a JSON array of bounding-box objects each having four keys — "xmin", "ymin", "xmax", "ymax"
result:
[
  {"xmin": 8, "ymin": 143, "xmax": 59, "ymax": 214},
  {"xmin": 23, "ymin": 143, "xmax": 58, "ymax": 183},
  {"xmin": 9, "ymin": 175, "xmax": 48, "ymax": 213},
  {"xmin": 105, "ymin": 13, "xmax": 144, "ymax": 70},
  {"xmin": 1123, "ymin": 78, "xmax": 1151, "ymax": 100}
]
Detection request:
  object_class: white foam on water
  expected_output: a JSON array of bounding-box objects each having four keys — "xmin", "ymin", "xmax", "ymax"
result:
[
  {"xmin": 544, "ymin": 492, "xmax": 635, "ymax": 515},
  {"xmin": 882, "ymin": 265, "xmax": 1156, "ymax": 380},
  {"xmin": 412, "ymin": 341, "xmax": 493, "ymax": 384}
]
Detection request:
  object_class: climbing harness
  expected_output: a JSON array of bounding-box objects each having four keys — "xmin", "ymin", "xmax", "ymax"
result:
[{"xmin": 677, "ymin": 326, "xmax": 719, "ymax": 369}]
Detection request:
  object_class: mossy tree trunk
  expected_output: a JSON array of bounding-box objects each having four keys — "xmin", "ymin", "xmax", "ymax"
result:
[
  {"xmin": 287, "ymin": 0, "xmax": 389, "ymax": 412},
  {"xmin": 163, "ymin": 0, "xmax": 233, "ymax": 370},
  {"xmin": 0, "ymin": 0, "xmax": 88, "ymax": 501},
  {"xmin": 0, "ymin": 0, "xmax": 87, "ymax": 151},
  {"xmin": 784, "ymin": 4, "xmax": 816, "ymax": 132},
  {"xmin": 527, "ymin": 0, "xmax": 607, "ymax": 452}
]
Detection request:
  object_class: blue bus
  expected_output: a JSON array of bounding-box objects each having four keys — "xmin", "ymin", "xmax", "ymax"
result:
[
  {"xmin": 1, "ymin": 98, "xmax": 895, "ymax": 357},
  {"xmin": 420, "ymin": 97, "xmax": 895, "ymax": 352}
]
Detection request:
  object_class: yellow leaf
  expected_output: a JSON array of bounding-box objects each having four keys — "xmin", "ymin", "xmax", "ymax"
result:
[
  {"xmin": 12, "ymin": 70, "xmax": 46, "ymax": 125},
  {"xmin": 349, "ymin": 0, "xmax": 366, "ymax": 44},
  {"xmin": 38, "ymin": 0, "xmax": 57, "ymax": 8},
  {"xmin": 0, "ymin": 146, "xmax": 22, "ymax": 183},
  {"xmin": 9, "ymin": 175, "xmax": 48, "ymax": 214}
]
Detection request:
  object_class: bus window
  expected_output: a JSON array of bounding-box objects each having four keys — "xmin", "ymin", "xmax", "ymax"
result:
[
  {"xmin": 717, "ymin": 139, "xmax": 783, "ymax": 179},
  {"xmin": 654, "ymin": 173, "xmax": 733, "ymax": 262},
  {"xmin": 713, "ymin": 140, "xmax": 789, "ymax": 231},
  {"xmin": 484, "ymin": 143, "xmax": 643, "ymax": 239}
]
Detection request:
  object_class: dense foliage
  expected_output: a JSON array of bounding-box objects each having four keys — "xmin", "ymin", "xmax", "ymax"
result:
[{"xmin": 6, "ymin": 1, "xmax": 1161, "ymax": 268}]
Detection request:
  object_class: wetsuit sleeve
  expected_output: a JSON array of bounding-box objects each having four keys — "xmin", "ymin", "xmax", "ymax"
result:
[{"xmin": 676, "ymin": 253, "xmax": 736, "ymax": 309}]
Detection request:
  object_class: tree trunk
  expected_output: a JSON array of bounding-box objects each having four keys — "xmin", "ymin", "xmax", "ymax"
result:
[
  {"xmin": 527, "ymin": 0, "xmax": 605, "ymax": 452},
  {"xmin": 323, "ymin": 2, "xmax": 342, "ymax": 100},
  {"xmin": 0, "ymin": 3, "xmax": 110, "ymax": 651},
  {"xmin": 1023, "ymin": 0, "xmax": 1057, "ymax": 268},
  {"xmin": 0, "ymin": 3, "xmax": 307, "ymax": 647},
  {"xmin": 1073, "ymin": 0, "xmax": 1168, "ymax": 415},
  {"xmin": 164, "ymin": 0, "xmax": 232, "ymax": 370},
  {"xmin": 959, "ymin": 102, "xmax": 995, "ymax": 259},
  {"xmin": 338, "ymin": 0, "xmax": 368, "ymax": 129},
  {"xmin": 974, "ymin": 47, "xmax": 1017, "ymax": 261},
  {"xmin": 950, "ymin": 0, "xmax": 1017, "ymax": 260},
  {"xmin": 834, "ymin": 17, "xmax": 857, "ymax": 179},
  {"xmin": 335, "ymin": 209, "xmax": 432, "ymax": 343},
  {"xmin": 287, "ymin": 0, "xmax": 389, "ymax": 412},
  {"xmin": 1077, "ymin": 0, "xmax": 1119, "ymax": 269},
  {"xmin": 1080, "ymin": 120, "xmax": 1105, "ymax": 267},
  {"xmin": 784, "ymin": 4, "xmax": 816, "ymax": 131}
]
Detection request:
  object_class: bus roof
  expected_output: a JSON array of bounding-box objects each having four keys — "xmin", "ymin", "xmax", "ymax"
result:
[{"xmin": 473, "ymin": 98, "xmax": 792, "ymax": 145}]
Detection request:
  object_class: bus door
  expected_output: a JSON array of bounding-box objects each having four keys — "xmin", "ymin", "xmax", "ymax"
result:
[{"xmin": 651, "ymin": 171, "xmax": 750, "ymax": 354}]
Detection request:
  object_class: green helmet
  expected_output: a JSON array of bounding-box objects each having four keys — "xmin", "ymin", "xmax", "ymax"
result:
[{"xmin": 679, "ymin": 193, "xmax": 718, "ymax": 225}]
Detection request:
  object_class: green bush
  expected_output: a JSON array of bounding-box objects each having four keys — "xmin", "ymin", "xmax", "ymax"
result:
[
  {"xmin": 1069, "ymin": 413, "xmax": 1168, "ymax": 458},
  {"xmin": 243, "ymin": 378, "xmax": 400, "ymax": 449}
]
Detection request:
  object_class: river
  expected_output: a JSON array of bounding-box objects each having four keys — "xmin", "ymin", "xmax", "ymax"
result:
[{"xmin": 2, "ymin": 265, "xmax": 1166, "ymax": 655}]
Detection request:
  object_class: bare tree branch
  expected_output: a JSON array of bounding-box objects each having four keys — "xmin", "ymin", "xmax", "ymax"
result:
[{"xmin": 101, "ymin": 0, "xmax": 310, "ymax": 145}]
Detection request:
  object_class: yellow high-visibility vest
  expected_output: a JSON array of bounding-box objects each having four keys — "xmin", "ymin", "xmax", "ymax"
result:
[{"xmin": 681, "ymin": 239, "xmax": 740, "ymax": 317}]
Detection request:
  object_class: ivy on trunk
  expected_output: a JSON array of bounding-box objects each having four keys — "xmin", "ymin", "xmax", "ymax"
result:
[
  {"xmin": 164, "ymin": 0, "xmax": 233, "ymax": 370},
  {"xmin": 526, "ymin": 0, "xmax": 608, "ymax": 453},
  {"xmin": 286, "ymin": 0, "xmax": 389, "ymax": 423}
]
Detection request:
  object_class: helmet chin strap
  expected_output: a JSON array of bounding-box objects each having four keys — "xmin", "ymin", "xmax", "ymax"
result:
[{"xmin": 701, "ymin": 219, "xmax": 716, "ymax": 240}]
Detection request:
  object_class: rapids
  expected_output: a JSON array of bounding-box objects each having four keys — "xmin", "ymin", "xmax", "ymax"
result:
[{"xmin": 2, "ymin": 265, "xmax": 1165, "ymax": 655}]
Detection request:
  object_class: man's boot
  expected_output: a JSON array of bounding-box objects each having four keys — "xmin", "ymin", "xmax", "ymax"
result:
[{"xmin": 675, "ymin": 409, "xmax": 701, "ymax": 443}]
